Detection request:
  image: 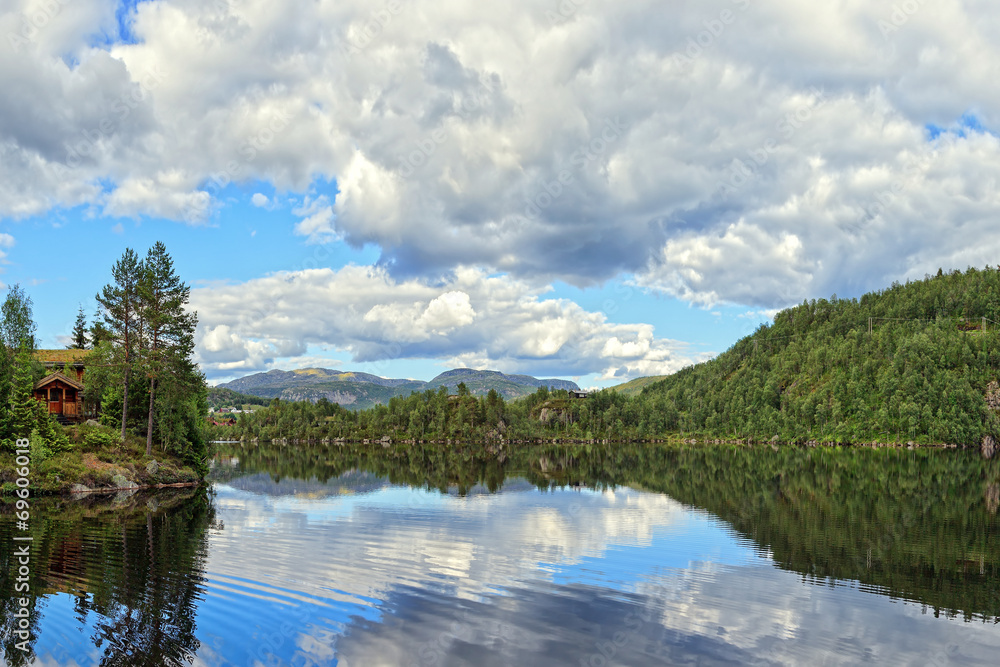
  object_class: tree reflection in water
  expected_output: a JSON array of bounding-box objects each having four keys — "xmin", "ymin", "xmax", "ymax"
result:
[
  {"xmin": 0, "ymin": 488, "xmax": 214, "ymax": 666},
  {"xmin": 215, "ymin": 440, "xmax": 1000, "ymax": 620}
]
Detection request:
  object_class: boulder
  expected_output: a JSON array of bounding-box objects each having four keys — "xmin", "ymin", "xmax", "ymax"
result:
[
  {"xmin": 85, "ymin": 419, "xmax": 102, "ymax": 427},
  {"xmin": 982, "ymin": 435, "xmax": 997, "ymax": 460},
  {"xmin": 70, "ymin": 484, "xmax": 91, "ymax": 494},
  {"xmin": 146, "ymin": 459, "xmax": 160, "ymax": 476},
  {"xmin": 113, "ymin": 489, "xmax": 137, "ymax": 505},
  {"xmin": 111, "ymin": 474, "xmax": 138, "ymax": 490}
]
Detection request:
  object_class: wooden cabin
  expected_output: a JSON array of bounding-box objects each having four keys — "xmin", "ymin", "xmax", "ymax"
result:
[
  {"xmin": 33, "ymin": 349, "xmax": 92, "ymax": 423},
  {"xmin": 34, "ymin": 372, "xmax": 85, "ymax": 423}
]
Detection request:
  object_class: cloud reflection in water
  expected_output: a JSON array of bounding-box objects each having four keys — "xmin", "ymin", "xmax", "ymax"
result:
[{"xmin": 192, "ymin": 478, "xmax": 1000, "ymax": 666}]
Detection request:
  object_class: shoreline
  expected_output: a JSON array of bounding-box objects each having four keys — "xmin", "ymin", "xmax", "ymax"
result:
[
  {"xmin": 224, "ymin": 435, "xmax": 992, "ymax": 455},
  {"xmin": 18, "ymin": 434, "xmax": 989, "ymax": 498},
  {"xmin": 67, "ymin": 481, "xmax": 204, "ymax": 495},
  {"xmin": 1, "ymin": 437, "xmax": 204, "ymax": 497}
]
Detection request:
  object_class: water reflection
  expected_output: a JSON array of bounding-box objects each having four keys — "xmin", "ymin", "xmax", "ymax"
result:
[
  {"xmin": 212, "ymin": 440, "xmax": 1000, "ymax": 619},
  {"xmin": 2, "ymin": 442, "xmax": 998, "ymax": 666},
  {"xmin": 197, "ymin": 442, "xmax": 1000, "ymax": 666},
  {"xmin": 0, "ymin": 488, "xmax": 213, "ymax": 666}
]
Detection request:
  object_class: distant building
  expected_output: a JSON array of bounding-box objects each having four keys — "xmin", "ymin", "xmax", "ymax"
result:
[{"xmin": 570, "ymin": 391, "xmax": 589, "ymax": 399}]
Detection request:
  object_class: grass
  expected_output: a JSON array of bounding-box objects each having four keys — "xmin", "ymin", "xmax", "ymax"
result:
[
  {"xmin": 608, "ymin": 375, "xmax": 669, "ymax": 397},
  {"xmin": 0, "ymin": 423, "xmax": 201, "ymax": 496}
]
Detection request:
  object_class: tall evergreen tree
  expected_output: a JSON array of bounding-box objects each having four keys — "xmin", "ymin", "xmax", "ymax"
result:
[
  {"xmin": 139, "ymin": 242, "xmax": 198, "ymax": 457},
  {"xmin": 0, "ymin": 343, "xmax": 11, "ymax": 449},
  {"xmin": 68, "ymin": 305, "xmax": 89, "ymax": 349},
  {"xmin": 96, "ymin": 248, "xmax": 143, "ymax": 443},
  {"xmin": 7, "ymin": 345, "xmax": 37, "ymax": 438},
  {"xmin": 0, "ymin": 290, "xmax": 65, "ymax": 454},
  {"xmin": 89, "ymin": 316, "xmax": 111, "ymax": 348}
]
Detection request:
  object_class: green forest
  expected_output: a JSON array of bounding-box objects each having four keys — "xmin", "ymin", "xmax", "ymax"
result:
[
  {"xmin": 0, "ymin": 285, "xmax": 72, "ymax": 458},
  {"xmin": 212, "ymin": 266, "xmax": 1000, "ymax": 448}
]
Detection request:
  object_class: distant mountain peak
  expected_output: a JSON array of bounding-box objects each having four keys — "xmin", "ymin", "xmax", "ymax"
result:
[{"xmin": 217, "ymin": 366, "xmax": 580, "ymax": 409}]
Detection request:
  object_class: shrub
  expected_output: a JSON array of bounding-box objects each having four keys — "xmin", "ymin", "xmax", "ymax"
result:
[
  {"xmin": 83, "ymin": 428, "xmax": 122, "ymax": 450},
  {"xmin": 29, "ymin": 429, "xmax": 53, "ymax": 464}
]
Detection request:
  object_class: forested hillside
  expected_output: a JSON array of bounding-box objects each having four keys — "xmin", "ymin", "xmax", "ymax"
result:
[
  {"xmin": 207, "ymin": 387, "xmax": 270, "ymax": 410},
  {"xmin": 640, "ymin": 266, "xmax": 1000, "ymax": 445},
  {"xmin": 608, "ymin": 375, "xmax": 668, "ymax": 397}
]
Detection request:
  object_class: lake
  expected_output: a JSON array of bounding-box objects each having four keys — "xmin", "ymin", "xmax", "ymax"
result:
[{"xmin": 2, "ymin": 442, "xmax": 999, "ymax": 666}]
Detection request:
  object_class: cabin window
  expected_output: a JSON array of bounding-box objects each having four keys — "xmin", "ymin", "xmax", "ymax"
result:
[{"xmin": 49, "ymin": 387, "xmax": 62, "ymax": 402}]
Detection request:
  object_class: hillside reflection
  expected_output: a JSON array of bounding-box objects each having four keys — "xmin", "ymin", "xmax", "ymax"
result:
[{"xmin": 212, "ymin": 440, "xmax": 1000, "ymax": 621}]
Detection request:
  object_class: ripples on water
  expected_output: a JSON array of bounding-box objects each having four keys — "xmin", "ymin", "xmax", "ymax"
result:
[{"xmin": 2, "ymin": 443, "xmax": 998, "ymax": 666}]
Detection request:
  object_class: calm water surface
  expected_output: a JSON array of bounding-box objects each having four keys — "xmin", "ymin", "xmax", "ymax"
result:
[{"xmin": 2, "ymin": 443, "xmax": 999, "ymax": 666}]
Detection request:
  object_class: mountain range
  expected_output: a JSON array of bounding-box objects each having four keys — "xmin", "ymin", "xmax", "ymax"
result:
[{"xmin": 215, "ymin": 367, "xmax": 580, "ymax": 410}]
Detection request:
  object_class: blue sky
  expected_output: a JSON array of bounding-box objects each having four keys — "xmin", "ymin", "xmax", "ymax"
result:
[{"xmin": 2, "ymin": 0, "xmax": 999, "ymax": 387}]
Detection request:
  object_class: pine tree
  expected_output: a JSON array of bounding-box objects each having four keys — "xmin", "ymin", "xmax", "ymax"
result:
[
  {"xmin": 68, "ymin": 305, "xmax": 89, "ymax": 349},
  {"xmin": 0, "ymin": 342, "xmax": 11, "ymax": 450},
  {"xmin": 138, "ymin": 242, "xmax": 198, "ymax": 457},
  {"xmin": 89, "ymin": 314, "xmax": 110, "ymax": 347},
  {"xmin": 96, "ymin": 248, "xmax": 143, "ymax": 443},
  {"xmin": 8, "ymin": 345, "xmax": 38, "ymax": 439}
]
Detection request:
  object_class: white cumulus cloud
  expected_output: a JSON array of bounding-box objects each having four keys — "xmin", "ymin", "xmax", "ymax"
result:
[
  {"xmin": 190, "ymin": 267, "xmax": 694, "ymax": 381},
  {"xmin": 2, "ymin": 0, "xmax": 999, "ymax": 308}
]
